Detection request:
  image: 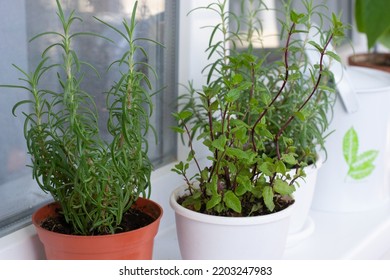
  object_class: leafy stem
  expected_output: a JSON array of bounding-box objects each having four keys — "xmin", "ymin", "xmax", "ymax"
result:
[
  {"xmin": 275, "ymin": 33, "xmax": 334, "ymax": 160},
  {"xmin": 251, "ymin": 22, "xmax": 295, "ymax": 152}
]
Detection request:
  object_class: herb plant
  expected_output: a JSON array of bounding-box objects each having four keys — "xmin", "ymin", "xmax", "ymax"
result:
[
  {"xmin": 2, "ymin": 0, "xmax": 160, "ymax": 235},
  {"xmin": 172, "ymin": 0, "xmax": 344, "ymax": 216},
  {"xmin": 262, "ymin": 0, "xmax": 341, "ymax": 166}
]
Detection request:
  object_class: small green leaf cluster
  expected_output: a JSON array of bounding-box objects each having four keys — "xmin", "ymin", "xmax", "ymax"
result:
[
  {"xmin": 343, "ymin": 127, "xmax": 379, "ymax": 180},
  {"xmin": 172, "ymin": 0, "xmax": 345, "ymax": 216},
  {"xmin": 2, "ymin": 1, "xmax": 160, "ymax": 235}
]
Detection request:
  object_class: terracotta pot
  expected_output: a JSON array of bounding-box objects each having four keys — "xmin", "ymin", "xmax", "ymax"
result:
[
  {"xmin": 32, "ymin": 197, "xmax": 163, "ymax": 260},
  {"xmin": 348, "ymin": 53, "xmax": 390, "ymax": 73},
  {"xmin": 170, "ymin": 186, "xmax": 294, "ymax": 260}
]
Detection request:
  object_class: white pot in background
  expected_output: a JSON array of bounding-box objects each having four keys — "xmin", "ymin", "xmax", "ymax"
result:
[
  {"xmin": 289, "ymin": 156, "xmax": 322, "ymax": 233},
  {"xmin": 286, "ymin": 157, "xmax": 322, "ymax": 247},
  {"xmin": 312, "ymin": 67, "xmax": 390, "ymax": 212},
  {"xmin": 170, "ymin": 186, "xmax": 294, "ymax": 260}
]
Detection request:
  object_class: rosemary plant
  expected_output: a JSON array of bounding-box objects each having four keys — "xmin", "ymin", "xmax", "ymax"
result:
[
  {"xmin": 172, "ymin": 0, "xmax": 344, "ymax": 215},
  {"xmin": 2, "ymin": 0, "xmax": 160, "ymax": 235},
  {"xmin": 263, "ymin": 0, "xmax": 343, "ymax": 165}
]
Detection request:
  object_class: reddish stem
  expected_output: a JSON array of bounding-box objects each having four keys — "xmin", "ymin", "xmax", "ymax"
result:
[
  {"xmin": 251, "ymin": 23, "xmax": 296, "ymax": 152},
  {"xmin": 275, "ymin": 34, "xmax": 334, "ymax": 160}
]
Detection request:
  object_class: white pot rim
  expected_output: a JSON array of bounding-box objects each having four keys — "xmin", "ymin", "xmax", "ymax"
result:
[{"xmin": 170, "ymin": 186, "xmax": 295, "ymax": 226}]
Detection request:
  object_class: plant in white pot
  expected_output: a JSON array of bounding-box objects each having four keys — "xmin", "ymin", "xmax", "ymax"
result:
[
  {"xmin": 349, "ymin": 0, "xmax": 390, "ymax": 72},
  {"xmin": 170, "ymin": 0, "xmax": 344, "ymax": 259},
  {"xmin": 260, "ymin": 3, "xmax": 343, "ymax": 237},
  {"xmin": 1, "ymin": 0, "xmax": 163, "ymax": 259}
]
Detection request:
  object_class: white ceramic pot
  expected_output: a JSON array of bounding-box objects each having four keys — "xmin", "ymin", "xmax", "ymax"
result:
[
  {"xmin": 170, "ymin": 186, "xmax": 294, "ymax": 260},
  {"xmin": 312, "ymin": 67, "xmax": 390, "ymax": 212}
]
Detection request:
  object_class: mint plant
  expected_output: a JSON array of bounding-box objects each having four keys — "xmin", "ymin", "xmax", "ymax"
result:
[
  {"xmin": 1, "ymin": 0, "xmax": 160, "ymax": 235},
  {"xmin": 343, "ymin": 127, "xmax": 379, "ymax": 180},
  {"xmin": 172, "ymin": 0, "xmax": 345, "ymax": 216}
]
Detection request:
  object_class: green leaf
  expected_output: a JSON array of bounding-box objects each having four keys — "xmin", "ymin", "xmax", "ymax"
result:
[
  {"xmin": 226, "ymin": 147, "xmax": 249, "ymax": 160},
  {"xmin": 172, "ymin": 161, "xmax": 187, "ymax": 174},
  {"xmin": 209, "ymin": 100, "xmax": 219, "ymax": 111},
  {"xmin": 325, "ymin": 51, "xmax": 341, "ymax": 63},
  {"xmin": 294, "ymin": 111, "xmax": 305, "ymax": 121},
  {"xmin": 186, "ymin": 150, "xmax": 195, "ymax": 162},
  {"xmin": 226, "ymin": 89, "xmax": 241, "ymax": 103},
  {"xmin": 275, "ymin": 160, "xmax": 287, "ymax": 174},
  {"xmin": 290, "ymin": 10, "xmax": 306, "ymax": 24},
  {"xmin": 259, "ymin": 162, "xmax": 274, "ymax": 176},
  {"xmin": 182, "ymin": 195, "xmax": 202, "ymax": 211},
  {"xmin": 255, "ymin": 125, "xmax": 273, "ymax": 139},
  {"xmin": 177, "ymin": 110, "xmax": 193, "ymax": 120},
  {"xmin": 235, "ymin": 176, "xmax": 251, "ymax": 196},
  {"xmin": 355, "ymin": 0, "xmax": 365, "ymax": 33},
  {"xmin": 356, "ymin": 0, "xmax": 390, "ymax": 49},
  {"xmin": 223, "ymin": 191, "xmax": 241, "ymax": 213},
  {"xmin": 379, "ymin": 29, "xmax": 390, "ymax": 49},
  {"xmin": 234, "ymin": 126, "xmax": 248, "ymax": 143},
  {"xmin": 318, "ymin": 85, "xmax": 336, "ymax": 93},
  {"xmin": 308, "ymin": 40, "xmax": 323, "ymax": 52},
  {"xmin": 171, "ymin": 126, "xmax": 185, "ymax": 134},
  {"xmin": 259, "ymin": 162, "xmax": 275, "ymax": 176},
  {"xmin": 206, "ymin": 194, "xmax": 222, "ymax": 210},
  {"xmin": 343, "ymin": 127, "xmax": 359, "ymax": 166},
  {"xmin": 273, "ymin": 179, "xmax": 295, "ymax": 195},
  {"xmin": 289, "ymin": 72, "xmax": 301, "ymax": 81},
  {"xmin": 281, "ymin": 153, "xmax": 297, "ymax": 166},
  {"xmin": 232, "ymin": 74, "xmax": 243, "ymax": 85},
  {"xmin": 211, "ymin": 135, "xmax": 227, "ymax": 151},
  {"xmin": 235, "ymin": 184, "xmax": 247, "ymax": 196},
  {"xmin": 262, "ymin": 186, "xmax": 275, "ymax": 212}
]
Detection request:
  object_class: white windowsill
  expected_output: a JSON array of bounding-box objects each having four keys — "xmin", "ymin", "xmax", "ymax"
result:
[
  {"xmin": 3, "ymin": 196, "xmax": 390, "ymax": 260},
  {"xmin": 152, "ymin": 202, "xmax": 390, "ymax": 260}
]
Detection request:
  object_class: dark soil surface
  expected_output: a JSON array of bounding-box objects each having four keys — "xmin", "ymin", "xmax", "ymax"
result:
[{"xmin": 41, "ymin": 208, "xmax": 155, "ymax": 235}]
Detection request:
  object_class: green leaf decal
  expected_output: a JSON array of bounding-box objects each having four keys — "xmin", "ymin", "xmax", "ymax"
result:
[
  {"xmin": 348, "ymin": 164, "xmax": 375, "ymax": 180},
  {"xmin": 351, "ymin": 150, "xmax": 379, "ymax": 169},
  {"xmin": 343, "ymin": 127, "xmax": 358, "ymax": 165},
  {"xmin": 343, "ymin": 127, "xmax": 379, "ymax": 180}
]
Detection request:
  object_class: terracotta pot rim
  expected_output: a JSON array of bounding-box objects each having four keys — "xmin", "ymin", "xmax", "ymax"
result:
[
  {"xmin": 348, "ymin": 53, "xmax": 390, "ymax": 73},
  {"xmin": 32, "ymin": 197, "xmax": 163, "ymax": 239}
]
